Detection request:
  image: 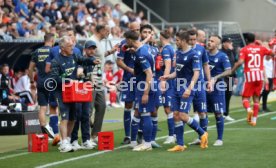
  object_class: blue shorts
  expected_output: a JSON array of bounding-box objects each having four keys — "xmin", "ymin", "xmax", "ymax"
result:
[
  {"xmin": 171, "ymin": 93, "xmax": 194, "ymax": 113},
  {"xmin": 206, "ymin": 93, "xmax": 225, "ymax": 114},
  {"xmin": 37, "ymin": 88, "xmax": 49, "ymax": 106},
  {"xmin": 135, "ymin": 93, "xmax": 156, "ymax": 113},
  {"xmin": 162, "ymin": 88, "xmax": 173, "ymax": 107},
  {"xmin": 155, "ymin": 86, "xmax": 162, "ymax": 107},
  {"xmin": 49, "ymin": 91, "xmax": 58, "ymax": 107},
  {"xmin": 120, "ymin": 79, "xmax": 136, "ymax": 103},
  {"xmin": 55, "ymin": 91, "xmax": 76, "ymax": 121},
  {"xmin": 193, "ymin": 85, "xmax": 207, "ymax": 113}
]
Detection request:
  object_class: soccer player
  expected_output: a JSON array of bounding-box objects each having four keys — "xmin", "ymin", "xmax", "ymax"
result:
[
  {"xmin": 206, "ymin": 35, "xmax": 232, "ymax": 146},
  {"xmin": 124, "ymin": 30, "xmax": 156, "ymax": 151},
  {"xmin": 187, "ymin": 29, "xmax": 211, "ymax": 145},
  {"xmin": 139, "ymin": 24, "xmax": 161, "ymax": 148},
  {"xmin": 28, "ymin": 33, "xmax": 59, "ymax": 145},
  {"xmin": 50, "ymin": 36, "xmax": 100, "ymax": 152},
  {"xmin": 158, "ymin": 29, "xmax": 176, "ymax": 145},
  {"xmin": 116, "ymin": 22, "xmax": 140, "ymax": 144},
  {"xmin": 161, "ymin": 31, "xmax": 208, "ymax": 152},
  {"xmin": 232, "ymin": 33, "xmax": 273, "ymax": 126}
]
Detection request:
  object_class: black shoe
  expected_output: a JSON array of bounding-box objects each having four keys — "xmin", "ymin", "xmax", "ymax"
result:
[
  {"xmin": 137, "ymin": 130, "xmax": 143, "ymax": 144},
  {"xmin": 121, "ymin": 137, "xmax": 131, "ymax": 145}
]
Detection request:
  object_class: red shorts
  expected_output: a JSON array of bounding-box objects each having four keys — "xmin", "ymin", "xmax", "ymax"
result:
[{"xmin": 242, "ymin": 81, "xmax": 263, "ymax": 97}]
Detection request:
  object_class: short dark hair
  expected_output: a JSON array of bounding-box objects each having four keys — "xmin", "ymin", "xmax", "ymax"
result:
[
  {"xmin": 0, "ymin": 63, "xmax": 9, "ymax": 71},
  {"xmin": 175, "ymin": 31, "xmax": 189, "ymax": 42},
  {"xmin": 140, "ymin": 24, "xmax": 153, "ymax": 33},
  {"xmin": 187, "ymin": 29, "xmax": 198, "ymax": 36},
  {"xmin": 124, "ymin": 30, "xmax": 140, "ymax": 41},
  {"xmin": 243, "ymin": 32, "xmax": 255, "ymax": 44},
  {"xmin": 95, "ymin": 25, "xmax": 106, "ymax": 33},
  {"xmin": 44, "ymin": 33, "xmax": 55, "ymax": 42},
  {"xmin": 160, "ymin": 29, "xmax": 171, "ymax": 39},
  {"xmin": 210, "ymin": 35, "xmax": 222, "ymax": 43},
  {"xmin": 66, "ymin": 27, "xmax": 75, "ymax": 35}
]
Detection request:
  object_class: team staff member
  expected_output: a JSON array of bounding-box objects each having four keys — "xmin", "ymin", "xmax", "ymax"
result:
[
  {"xmin": 28, "ymin": 33, "xmax": 59, "ymax": 145},
  {"xmin": 89, "ymin": 25, "xmax": 118, "ymax": 143},
  {"xmin": 70, "ymin": 40, "xmax": 99, "ymax": 150},
  {"xmin": 50, "ymin": 36, "xmax": 100, "ymax": 152},
  {"xmin": 221, "ymin": 37, "xmax": 236, "ymax": 121}
]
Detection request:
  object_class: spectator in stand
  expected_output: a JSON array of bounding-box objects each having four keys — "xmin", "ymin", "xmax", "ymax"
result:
[
  {"xmin": 0, "ymin": 23, "xmax": 13, "ymax": 40},
  {"xmin": 112, "ymin": 3, "xmax": 121, "ymax": 20}
]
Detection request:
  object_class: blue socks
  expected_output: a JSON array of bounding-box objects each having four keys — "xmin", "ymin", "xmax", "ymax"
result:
[
  {"xmin": 199, "ymin": 113, "xmax": 208, "ymax": 132},
  {"xmin": 49, "ymin": 115, "xmax": 59, "ymax": 134},
  {"xmin": 216, "ymin": 115, "xmax": 224, "ymax": 140},
  {"xmin": 174, "ymin": 121, "xmax": 184, "ymax": 146},
  {"xmin": 124, "ymin": 108, "xmax": 132, "ymax": 137},
  {"xmin": 167, "ymin": 112, "xmax": 175, "ymax": 136},
  {"xmin": 141, "ymin": 114, "xmax": 152, "ymax": 143},
  {"xmin": 187, "ymin": 117, "xmax": 204, "ymax": 136},
  {"xmin": 131, "ymin": 116, "xmax": 140, "ymax": 141},
  {"xmin": 151, "ymin": 117, "xmax": 158, "ymax": 141}
]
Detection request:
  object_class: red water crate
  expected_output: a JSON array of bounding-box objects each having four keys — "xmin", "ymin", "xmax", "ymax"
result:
[
  {"xmin": 28, "ymin": 134, "xmax": 48, "ymax": 152},
  {"xmin": 62, "ymin": 81, "xmax": 93, "ymax": 103},
  {"xmin": 98, "ymin": 132, "xmax": 114, "ymax": 151}
]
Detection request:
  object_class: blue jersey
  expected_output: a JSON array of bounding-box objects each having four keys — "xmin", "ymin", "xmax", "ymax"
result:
[
  {"xmin": 117, "ymin": 39, "xmax": 135, "ymax": 81},
  {"xmin": 31, "ymin": 46, "xmax": 51, "ymax": 87},
  {"xmin": 207, "ymin": 50, "xmax": 231, "ymax": 94},
  {"xmin": 193, "ymin": 44, "xmax": 208, "ymax": 82},
  {"xmin": 134, "ymin": 44, "xmax": 156, "ymax": 95},
  {"xmin": 161, "ymin": 44, "xmax": 175, "ymax": 74},
  {"xmin": 175, "ymin": 48, "xmax": 200, "ymax": 95},
  {"xmin": 46, "ymin": 45, "xmax": 82, "ymax": 64}
]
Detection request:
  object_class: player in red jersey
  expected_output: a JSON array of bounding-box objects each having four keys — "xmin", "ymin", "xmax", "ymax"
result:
[{"xmin": 232, "ymin": 33, "xmax": 274, "ymax": 126}]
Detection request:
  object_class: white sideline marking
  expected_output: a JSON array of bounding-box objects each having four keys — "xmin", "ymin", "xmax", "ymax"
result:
[
  {"xmin": 36, "ymin": 111, "xmax": 276, "ymax": 168},
  {"xmin": 0, "ymin": 107, "xmax": 245, "ymax": 161},
  {"xmin": 208, "ymin": 128, "xmax": 276, "ymax": 131},
  {"xmin": 0, "ymin": 152, "xmax": 29, "ymax": 160}
]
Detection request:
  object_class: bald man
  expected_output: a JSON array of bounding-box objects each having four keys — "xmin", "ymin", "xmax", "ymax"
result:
[
  {"xmin": 206, "ymin": 35, "xmax": 232, "ymax": 146},
  {"xmin": 197, "ymin": 29, "xmax": 206, "ymax": 46}
]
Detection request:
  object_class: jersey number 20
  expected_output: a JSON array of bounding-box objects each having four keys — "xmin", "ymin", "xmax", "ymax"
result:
[{"xmin": 248, "ymin": 54, "xmax": 261, "ymax": 68}]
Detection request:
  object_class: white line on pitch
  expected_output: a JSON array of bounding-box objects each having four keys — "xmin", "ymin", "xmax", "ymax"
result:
[
  {"xmin": 0, "ymin": 152, "xmax": 29, "ymax": 160},
  {"xmin": 35, "ymin": 111, "xmax": 276, "ymax": 168}
]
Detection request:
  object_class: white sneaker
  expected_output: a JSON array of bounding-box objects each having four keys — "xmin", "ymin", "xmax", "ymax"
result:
[
  {"xmin": 224, "ymin": 116, "xmax": 235, "ymax": 121},
  {"xmin": 59, "ymin": 142, "xmax": 74, "ymax": 153},
  {"xmin": 132, "ymin": 143, "xmax": 152, "ymax": 151},
  {"xmin": 82, "ymin": 140, "xmax": 96, "ymax": 150},
  {"xmin": 71, "ymin": 140, "xmax": 83, "ymax": 151},
  {"xmin": 129, "ymin": 141, "xmax": 138, "ymax": 149},
  {"xmin": 44, "ymin": 124, "xmax": 55, "ymax": 139},
  {"xmin": 188, "ymin": 138, "xmax": 201, "ymax": 145},
  {"xmin": 213, "ymin": 140, "xmax": 223, "ymax": 146},
  {"xmin": 151, "ymin": 141, "xmax": 161, "ymax": 148},
  {"xmin": 92, "ymin": 136, "xmax": 98, "ymax": 144},
  {"xmin": 163, "ymin": 136, "xmax": 175, "ymax": 144}
]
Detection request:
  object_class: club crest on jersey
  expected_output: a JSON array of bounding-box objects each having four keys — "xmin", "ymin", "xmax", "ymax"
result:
[
  {"xmin": 176, "ymin": 64, "xmax": 184, "ymax": 71},
  {"xmin": 198, "ymin": 51, "xmax": 201, "ymax": 55},
  {"xmin": 209, "ymin": 64, "xmax": 215, "ymax": 71},
  {"xmin": 184, "ymin": 56, "xmax": 188, "ymax": 61},
  {"xmin": 214, "ymin": 58, "xmax": 218, "ymax": 63}
]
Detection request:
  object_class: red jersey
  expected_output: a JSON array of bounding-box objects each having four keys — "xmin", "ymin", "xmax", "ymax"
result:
[{"xmin": 239, "ymin": 43, "xmax": 272, "ymax": 82}]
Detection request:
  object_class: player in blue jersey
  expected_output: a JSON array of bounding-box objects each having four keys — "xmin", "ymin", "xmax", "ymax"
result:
[
  {"xmin": 158, "ymin": 29, "xmax": 176, "ymax": 145},
  {"xmin": 161, "ymin": 31, "xmax": 208, "ymax": 152},
  {"xmin": 116, "ymin": 22, "xmax": 140, "ymax": 145},
  {"xmin": 28, "ymin": 33, "xmax": 60, "ymax": 145},
  {"xmin": 124, "ymin": 30, "xmax": 157, "ymax": 151},
  {"xmin": 50, "ymin": 36, "xmax": 100, "ymax": 152},
  {"xmin": 206, "ymin": 35, "xmax": 232, "ymax": 146},
  {"xmin": 187, "ymin": 29, "xmax": 211, "ymax": 145},
  {"xmin": 138, "ymin": 24, "xmax": 161, "ymax": 148}
]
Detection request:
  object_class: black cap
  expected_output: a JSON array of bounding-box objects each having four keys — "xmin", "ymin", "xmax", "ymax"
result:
[
  {"xmin": 222, "ymin": 37, "xmax": 232, "ymax": 43},
  {"xmin": 84, "ymin": 40, "xmax": 97, "ymax": 48}
]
